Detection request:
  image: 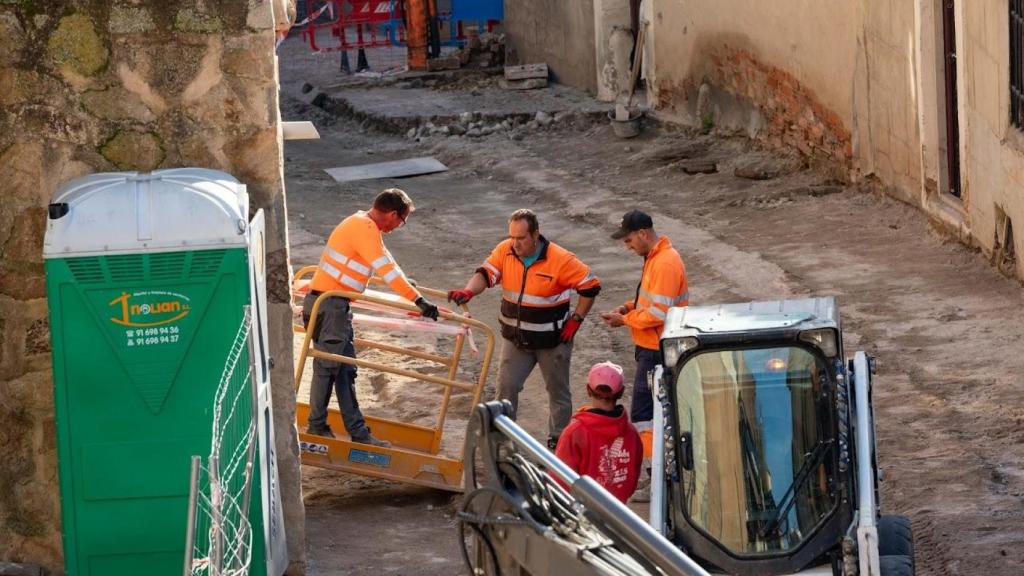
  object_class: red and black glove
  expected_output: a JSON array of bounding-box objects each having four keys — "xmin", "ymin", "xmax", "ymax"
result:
[
  {"xmin": 447, "ymin": 289, "xmax": 475, "ymax": 305},
  {"xmin": 560, "ymin": 314, "xmax": 583, "ymax": 343}
]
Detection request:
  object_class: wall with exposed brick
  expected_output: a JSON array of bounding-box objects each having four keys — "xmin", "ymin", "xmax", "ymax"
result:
[
  {"xmin": 0, "ymin": 1, "xmax": 305, "ymax": 574},
  {"xmin": 647, "ymin": 0, "xmax": 861, "ymax": 174},
  {"xmin": 645, "ymin": 0, "xmax": 1024, "ymax": 278},
  {"xmin": 504, "ymin": 0, "xmax": 597, "ymax": 92}
]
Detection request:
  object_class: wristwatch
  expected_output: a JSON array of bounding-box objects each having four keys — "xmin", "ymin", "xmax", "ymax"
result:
[{"xmin": 570, "ymin": 312, "xmax": 585, "ymax": 322}]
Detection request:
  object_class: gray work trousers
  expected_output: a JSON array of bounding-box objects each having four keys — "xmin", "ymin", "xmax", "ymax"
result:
[
  {"xmin": 303, "ymin": 293, "xmax": 371, "ymax": 439},
  {"xmin": 495, "ymin": 338, "xmax": 573, "ymax": 439}
]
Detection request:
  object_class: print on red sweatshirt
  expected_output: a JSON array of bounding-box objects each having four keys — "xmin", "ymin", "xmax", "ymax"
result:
[{"xmin": 554, "ymin": 405, "xmax": 643, "ymax": 503}]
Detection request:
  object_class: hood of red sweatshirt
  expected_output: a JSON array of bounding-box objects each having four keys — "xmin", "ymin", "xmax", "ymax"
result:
[{"xmin": 570, "ymin": 406, "xmax": 633, "ymax": 439}]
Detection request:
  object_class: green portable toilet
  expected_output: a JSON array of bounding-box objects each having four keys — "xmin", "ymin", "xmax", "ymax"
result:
[{"xmin": 43, "ymin": 169, "xmax": 287, "ymax": 576}]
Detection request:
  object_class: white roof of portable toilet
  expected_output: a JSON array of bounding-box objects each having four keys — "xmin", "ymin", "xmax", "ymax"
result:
[{"xmin": 43, "ymin": 168, "xmax": 249, "ymax": 258}]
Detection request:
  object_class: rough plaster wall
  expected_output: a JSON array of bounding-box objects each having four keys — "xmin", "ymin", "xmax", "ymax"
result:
[
  {"xmin": 961, "ymin": 0, "xmax": 1024, "ymax": 273},
  {"xmin": 505, "ymin": 0, "xmax": 597, "ymax": 92},
  {"xmin": 860, "ymin": 0, "xmax": 924, "ymax": 202},
  {"xmin": 594, "ymin": 0, "xmax": 632, "ymax": 102},
  {"xmin": 0, "ymin": 1, "xmax": 305, "ymax": 574},
  {"xmin": 648, "ymin": 0, "xmax": 860, "ymax": 172}
]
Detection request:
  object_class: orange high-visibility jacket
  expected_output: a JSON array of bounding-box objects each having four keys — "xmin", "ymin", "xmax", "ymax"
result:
[
  {"xmin": 310, "ymin": 211, "xmax": 420, "ymax": 302},
  {"xmin": 623, "ymin": 236, "xmax": 688, "ymax": 350},
  {"xmin": 479, "ymin": 237, "xmax": 601, "ymax": 349}
]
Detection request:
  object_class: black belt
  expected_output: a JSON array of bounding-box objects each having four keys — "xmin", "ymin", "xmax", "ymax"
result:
[{"xmin": 308, "ymin": 290, "xmax": 348, "ymax": 302}]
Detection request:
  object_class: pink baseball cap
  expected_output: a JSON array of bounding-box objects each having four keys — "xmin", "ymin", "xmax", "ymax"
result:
[{"xmin": 587, "ymin": 362, "xmax": 625, "ymax": 398}]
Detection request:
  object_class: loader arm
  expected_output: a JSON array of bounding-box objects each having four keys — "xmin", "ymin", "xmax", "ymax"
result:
[{"xmin": 460, "ymin": 401, "xmax": 710, "ymax": 576}]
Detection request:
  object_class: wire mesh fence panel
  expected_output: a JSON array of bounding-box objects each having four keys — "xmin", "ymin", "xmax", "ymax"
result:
[{"xmin": 185, "ymin": 308, "xmax": 258, "ymax": 576}]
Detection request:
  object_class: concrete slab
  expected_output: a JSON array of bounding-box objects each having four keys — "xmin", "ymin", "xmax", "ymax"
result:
[{"xmin": 325, "ymin": 157, "xmax": 448, "ymax": 182}]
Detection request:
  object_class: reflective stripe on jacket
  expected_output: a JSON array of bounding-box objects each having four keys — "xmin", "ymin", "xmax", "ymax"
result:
[
  {"xmin": 310, "ymin": 211, "xmax": 420, "ymax": 302},
  {"xmin": 623, "ymin": 236, "xmax": 688, "ymax": 350},
  {"xmin": 480, "ymin": 236, "xmax": 601, "ymax": 349}
]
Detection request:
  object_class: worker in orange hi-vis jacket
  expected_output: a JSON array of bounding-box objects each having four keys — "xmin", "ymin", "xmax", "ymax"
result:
[
  {"xmin": 304, "ymin": 188, "xmax": 441, "ymax": 448},
  {"xmin": 600, "ymin": 210, "xmax": 688, "ymax": 498},
  {"xmin": 446, "ymin": 209, "xmax": 602, "ymax": 450}
]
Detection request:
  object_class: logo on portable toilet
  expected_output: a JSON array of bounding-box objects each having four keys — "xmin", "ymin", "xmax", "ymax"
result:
[{"xmin": 109, "ymin": 290, "xmax": 191, "ymax": 327}]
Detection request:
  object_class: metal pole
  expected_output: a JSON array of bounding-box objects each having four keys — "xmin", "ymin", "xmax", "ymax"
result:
[
  {"xmin": 572, "ymin": 477, "xmax": 710, "ymax": 576},
  {"xmin": 209, "ymin": 455, "xmax": 223, "ymax": 576},
  {"xmin": 650, "ymin": 365, "xmax": 666, "ymax": 534},
  {"xmin": 183, "ymin": 456, "xmax": 201, "ymax": 576},
  {"xmin": 432, "ymin": 332, "xmax": 465, "ymax": 452}
]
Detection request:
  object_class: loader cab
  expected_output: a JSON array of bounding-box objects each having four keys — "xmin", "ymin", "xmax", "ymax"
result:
[{"xmin": 660, "ymin": 298, "xmax": 854, "ymax": 576}]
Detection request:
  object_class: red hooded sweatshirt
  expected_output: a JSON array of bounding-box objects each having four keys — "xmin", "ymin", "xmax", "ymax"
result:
[{"xmin": 554, "ymin": 405, "xmax": 643, "ymax": 503}]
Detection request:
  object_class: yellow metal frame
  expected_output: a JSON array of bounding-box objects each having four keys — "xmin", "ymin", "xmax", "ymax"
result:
[{"xmin": 292, "ymin": 266, "xmax": 495, "ymax": 491}]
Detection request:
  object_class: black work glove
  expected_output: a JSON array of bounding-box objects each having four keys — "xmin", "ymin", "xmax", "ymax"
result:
[{"xmin": 414, "ymin": 296, "xmax": 439, "ymax": 321}]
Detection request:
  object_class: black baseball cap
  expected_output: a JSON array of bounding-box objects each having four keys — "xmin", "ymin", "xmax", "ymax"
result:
[{"xmin": 611, "ymin": 209, "xmax": 654, "ymax": 239}]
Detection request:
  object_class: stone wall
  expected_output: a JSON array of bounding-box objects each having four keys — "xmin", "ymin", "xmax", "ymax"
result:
[
  {"xmin": 504, "ymin": 0, "xmax": 597, "ymax": 92},
  {"xmin": 0, "ymin": 1, "xmax": 304, "ymax": 574}
]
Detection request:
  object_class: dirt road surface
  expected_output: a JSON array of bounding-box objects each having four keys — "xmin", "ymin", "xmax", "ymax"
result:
[{"xmin": 278, "ymin": 41, "xmax": 1024, "ymax": 576}]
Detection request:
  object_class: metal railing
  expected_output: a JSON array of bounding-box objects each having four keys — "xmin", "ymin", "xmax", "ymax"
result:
[{"xmin": 292, "ymin": 265, "xmax": 495, "ymax": 455}]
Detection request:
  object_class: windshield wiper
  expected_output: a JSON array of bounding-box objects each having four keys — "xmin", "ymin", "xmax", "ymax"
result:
[{"xmin": 757, "ymin": 439, "xmax": 834, "ymax": 539}]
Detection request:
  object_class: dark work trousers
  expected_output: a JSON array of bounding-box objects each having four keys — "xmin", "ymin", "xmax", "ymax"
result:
[
  {"xmin": 631, "ymin": 346, "xmax": 663, "ymax": 424},
  {"xmin": 496, "ymin": 337, "xmax": 573, "ymax": 440},
  {"xmin": 303, "ymin": 293, "xmax": 370, "ymax": 439}
]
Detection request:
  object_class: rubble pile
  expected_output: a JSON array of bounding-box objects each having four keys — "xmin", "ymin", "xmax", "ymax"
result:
[
  {"xmin": 405, "ymin": 110, "xmax": 595, "ymax": 142},
  {"xmin": 457, "ymin": 32, "xmax": 506, "ymax": 69}
]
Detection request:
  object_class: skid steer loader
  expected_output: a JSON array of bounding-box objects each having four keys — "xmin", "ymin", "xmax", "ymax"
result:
[{"xmin": 460, "ymin": 297, "xmax": 914, "ymax": 576}]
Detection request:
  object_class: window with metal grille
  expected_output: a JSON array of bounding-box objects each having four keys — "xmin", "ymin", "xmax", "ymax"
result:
[{"xmin": 1012, "ymin": 0, "xmax": 1024, "ymax": 129}]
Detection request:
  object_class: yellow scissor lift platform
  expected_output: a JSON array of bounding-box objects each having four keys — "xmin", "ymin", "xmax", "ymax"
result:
[{"xmin": 292, "ymin": 266, "xmax": 495, "ymax": 492}]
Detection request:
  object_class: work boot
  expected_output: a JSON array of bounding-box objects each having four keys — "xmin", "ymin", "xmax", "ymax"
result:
[
  {"xmin": 307, "ymin": 425, "xmax": 335, "ymax": 439},
  {"xmin": 352, "ymin": 434, "xmax": 392, "ymax": 448}
]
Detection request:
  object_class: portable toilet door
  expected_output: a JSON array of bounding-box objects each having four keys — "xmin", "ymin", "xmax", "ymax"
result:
[{"xmin": 42, "ymin": 169, "xmax": 283, "ymax": 576}]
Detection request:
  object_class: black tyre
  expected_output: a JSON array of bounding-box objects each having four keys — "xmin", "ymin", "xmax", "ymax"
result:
[
  {"xmin": 879, "ymin": 554, "xmax": 914, "ymax": 576},
  {"xmin": 878, "ymin": 515, "xmax": 915, "ymax": 560}
]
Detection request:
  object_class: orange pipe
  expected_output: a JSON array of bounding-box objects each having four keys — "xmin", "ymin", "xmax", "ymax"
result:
[{"xmin": 406, "ymin": 0, "xmax": 428, "ymax": 70}]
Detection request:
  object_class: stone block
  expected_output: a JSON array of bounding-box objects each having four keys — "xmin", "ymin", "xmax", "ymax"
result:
[
  {"xmin": 427, "ymin": 56, "xmax": 460, "ymax": 71},
  {"xmin": 174, "ymin": 9, "xmax": 224, "ymax": 33},
  {"xmin": 247, "ymin": 0, "xmax": 276, "ymax": 31},
  {"xmin": 3, "ymin": 207, "xmax": 46, "ymax": 264},
  {"xmin": 99, "ymin": 130, "xmax": 164, "ymax": 171},
  {"xmin": 81, "ymin": 87, "xmax": 156, "ymax": 123},
  {"xmin": 108, "ymin": 6, "xmax": 155, "ymax": 35},
  {"xmin": 674, "ymin": 159, "xmax": 718, "ymax": 174},
  {"xmin": 9, "ymin": 558, "xmax": 46, "ymax": 576},
  {"xmin": 0, "ymin": 265, "xmax": 45, "ymax": 301},
  {"xmin": 46, "ymin": 14, "xmax": 108, "ymax": 77},
  {"xmin": 223, "ymin": 38, "xmax": 276, "ymax": 80},
  {"xmin": 0, "ymin": 11, "xmax": 24, "ymax": 67},
  {"xmin": 24, "ymin": 318, "xmax": 49, "ymax": 356},
  {"xmin": 0, "ymin": 68, "xmax": 58, "ymax": 108},
  {"xmin": 504, "ymin": 63, "xmax": 548, "ymax": 80},
  {"xmin": 499, "ymin": 77, "xmax": 547, "ymax": 90}
]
